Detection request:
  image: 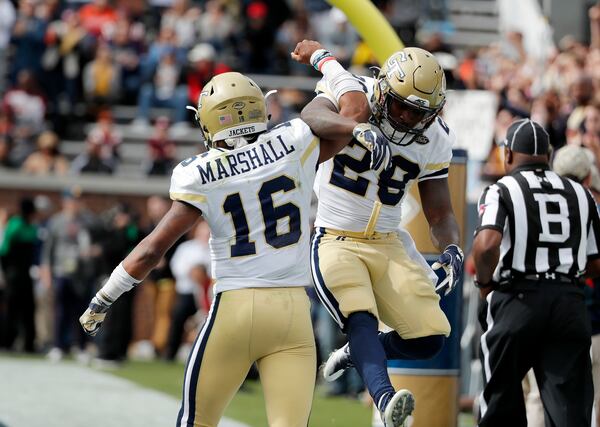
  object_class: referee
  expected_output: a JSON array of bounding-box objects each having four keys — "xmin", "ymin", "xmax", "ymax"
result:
[{"xmin": 472, "ymin": 118, "xmax": 600, "ymax": 427}]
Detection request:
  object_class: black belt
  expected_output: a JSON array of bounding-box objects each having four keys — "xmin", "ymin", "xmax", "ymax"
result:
[{"xmin": 518, "ymin": 273, "xmax": 577, "ymax": 285}]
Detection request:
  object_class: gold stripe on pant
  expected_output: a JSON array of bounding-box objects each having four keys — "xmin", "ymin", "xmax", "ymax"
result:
[{"xmin": 184, "ymin": 287, "xmax": 316, "ymax": 427}]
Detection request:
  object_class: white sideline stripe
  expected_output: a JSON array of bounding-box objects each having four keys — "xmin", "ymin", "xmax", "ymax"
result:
[
  {"xmin": 180, "ymin": 297, "xmax": 219, "ymax": 427},
  {"xmin": 0, "ymin": 357, "xmax": 248, "ymax": 427}
]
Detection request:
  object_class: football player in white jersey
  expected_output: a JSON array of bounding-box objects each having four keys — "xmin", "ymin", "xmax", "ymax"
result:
[
  {"xmin": 77, "ymin": 72, "xmax": 388, "ymax": 427},
  {"xmin": 291, "ymin": 41, "xmax": 464, "ymax": 426}
]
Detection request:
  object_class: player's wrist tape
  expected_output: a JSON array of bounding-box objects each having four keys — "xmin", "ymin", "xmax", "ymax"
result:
[
  {"xmin": 95, "ymin": 262, "xmax": 140, "ymax": 306},
  {"xmin": 310, "ymin": 48, "xmax": 334, "ymax": 71}
]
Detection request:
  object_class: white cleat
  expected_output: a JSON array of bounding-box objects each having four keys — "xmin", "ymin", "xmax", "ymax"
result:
[
  {"xmin": 382, "ymin": 389, "xmax": 415, "ymax": 427},
  {"xmin": 322, "ymin": 342, "xmax": 353, "ymax": 382}
]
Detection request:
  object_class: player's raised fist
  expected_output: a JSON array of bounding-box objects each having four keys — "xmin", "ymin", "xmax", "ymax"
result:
[{"xmin": 291, "ymin": 40, "xmax": 324, "ymax": 65}]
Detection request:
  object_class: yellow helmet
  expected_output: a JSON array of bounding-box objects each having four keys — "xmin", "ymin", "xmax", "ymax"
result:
[
  {"xmin": 372, "ymin": 47, "xmax": 446, "ymax": 145},
  {"xmin": 193, "ymin": 72, "xmax": 268, "ymax": 149}
]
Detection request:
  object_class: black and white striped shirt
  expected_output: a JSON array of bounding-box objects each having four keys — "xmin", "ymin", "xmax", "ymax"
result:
[{"xmin": 476, "ymin": 164, "xmax": 600, "ymax": 282}]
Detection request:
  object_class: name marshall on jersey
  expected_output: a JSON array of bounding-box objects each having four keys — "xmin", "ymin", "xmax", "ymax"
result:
[{"xmin": 197, "ymin": 135, "xmax": 296, "ymax": 184}]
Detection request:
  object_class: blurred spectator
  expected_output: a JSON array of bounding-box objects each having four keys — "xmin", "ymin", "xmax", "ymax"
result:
[
  {"xmin": 0, "ymin": 198, "xmax": 37, "ymax": 353},
  {"xmin": 83, "ymin": 43, "xmax": 121, "ymax": 109},
  {"xmin": 196, "ymin": 0, "xmax": 235, "ymax": 52},
  {"xmin": 134, "ymin": 50, "xmax": 188, "ymax": 128},
  {"xmin": 160, "ymin": 0, "xmax": 200, "ymax": 49},
  {"xmin": 32, "ymin": 195, "xmax": 55, "ymax": 352},
  {"xmin": 109, "ymin": 17, "xmax": 144, "ymax": 104},
  {"xmin": 140, "ymin": 26, "xmax": 185, "ymax": 76},
  {"xmin": 266, "ymin": 92, "xmax": 294, "ymax": 127},
  {"xmin": 0, "ymin": 0, "xmax": 16, "ymax": 92},
  {"xmin": 142, "ymin": 195, "xmax": 182, "ymax": 355},
  {"xmin": 9, "ymin": 0, "xmax": 49, "ymax": 83},
  {"xmin": 41, "ymin": 189, "xmax": 94, "ymax": 361},
  {"xmin": 21, "ymin": 131, "xmax": 69, "ymax": 175},
  {"xmin": 549, "ymin": 145, "xmax": 600, "ymax": 427},
  {"xmin": 320, "ymin": 8, "xmax": 357, "ymax": 67},
  {"xmin": 146, "ymin": 116, "xmax": 176, "ymax": 176},
  {"xmin": 275, "ymin": 8, "xmax": 316, "ymax": 74},
  {"xmin": 86, "ymin": 110, "xmax": 122, "ymax": 168},
  {"xmin": 577, "ymin": 103, "xmax": 600, "ymax": 168},
  {"xmin": 240, "ymin": 1, "xmax": 291, "ymax": 73},
  {"xmin": 530, "ymin": 90, "xmax": 568, "ymax": 149},
  {"xmin": 70, "ymin": 131, "xmax": 114, "ymax": 174},
  {"xmin": 165, "ymin": 220, "xmax": 211, "ymax": 361},
  {"xmin": 0, "ymin": 136, "xmax": 13, "ymax": 168},
  {"xmin": 185, "ymin": 43, "xmax": 231, "ymax": 105},
  {"xmin": 78, "ymin": 0, "xmax": 118, "ymax": 39},
  {"xmin": 381, "ymin": 0, "xmax": 420, "ymax": 46},
  {"xmin": 566, "ymin": 74, "xmax": 595, "ymax": 141},
  {"xmin": 44, "ymin": 10, "xmax": 89, "ymax": 107},
  {"xmin": 2, "ymin": 70, "xmax": 47, "ymax": 166},
  {"xmin": 95, "ymin": 203, "xmax": 140, "ymax": 364}
]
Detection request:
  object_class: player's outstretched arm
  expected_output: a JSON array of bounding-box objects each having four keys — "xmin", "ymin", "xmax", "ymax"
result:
[
  {"xmin": 419, "ymin": 178, "xmax": 464, "ymax": 296},
  {"xmin": 292, "ymin": 39, "xmax": 370, "ymax": 127},
  {"xmin": 79, "ymin": 201, "xmax": 199, "ymax": 336}
]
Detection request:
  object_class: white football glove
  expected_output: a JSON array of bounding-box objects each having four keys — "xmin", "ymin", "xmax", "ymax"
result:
[
  {"xmin": 79, "ymin": 296, "xmax": 111, "ymax": 336},
  {"xmin": 352, "ymin": 123, "xmax": 393, "ymax": 174}
]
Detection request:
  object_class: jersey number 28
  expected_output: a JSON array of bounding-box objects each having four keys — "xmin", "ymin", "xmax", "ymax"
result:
[{"xmin": 223, "ymin": 175, "xmax": 301, "ymax": 257}]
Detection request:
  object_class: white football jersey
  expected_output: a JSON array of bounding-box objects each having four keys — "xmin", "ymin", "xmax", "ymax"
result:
[
  {"xmin": 313, "ymin": 75, "xmax": 456, "ymax": 233},
  {"xmin": 170, "ymin": 119, "xmax": 320, "ymax": 294}
]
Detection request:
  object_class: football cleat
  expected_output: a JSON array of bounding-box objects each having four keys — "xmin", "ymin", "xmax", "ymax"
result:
[
  {"xmin": 381, "ymin": 389, "xmax": 415, "ymax": 427},
  {"xmin": 322, "ymin": 342, "xmax": 353, "ymax": 382}
]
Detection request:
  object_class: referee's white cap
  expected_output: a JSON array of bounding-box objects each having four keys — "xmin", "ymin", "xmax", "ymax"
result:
[{"xmin": 500, "ymin": 118, "xmax": 550, "ymax": 156}]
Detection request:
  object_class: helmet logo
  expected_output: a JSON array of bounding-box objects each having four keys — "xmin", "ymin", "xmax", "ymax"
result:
[
  {"xmin": 198, "ymin": 91, "xmax": 209, "ymax": 108},
  {"xmin": 386, "ymin": 53, "xmax": 407, "ymax": 80},
  {"xmin": 232, "ymin": 102, "xmax": 246, "ymax": 109}
]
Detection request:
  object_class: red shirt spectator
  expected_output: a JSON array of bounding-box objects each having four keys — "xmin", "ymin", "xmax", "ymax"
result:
[
  {"xmin": 78, "ymin": 0, "xmax": 118, "ymax": 38},
  {"xmin": 185, "ymin": 43, "xmax": 230, "ymax": 103}
]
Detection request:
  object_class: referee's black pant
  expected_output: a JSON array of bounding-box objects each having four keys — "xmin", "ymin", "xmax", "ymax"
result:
[{"xmin": 478, "ymin": 281, "xmax": 593, "ymax": 427}]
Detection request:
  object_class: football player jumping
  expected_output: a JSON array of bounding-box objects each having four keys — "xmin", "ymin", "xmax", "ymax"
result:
[
  {"xmin": 78, "ymin": 72, "xmax": 392, "ymax": 427},
  {"xmin": 292, "ymin": 41, "xmax": 464, "ymax": 426}
]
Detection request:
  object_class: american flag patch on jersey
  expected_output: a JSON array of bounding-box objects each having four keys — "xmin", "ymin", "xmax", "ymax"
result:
[{"xmin": 219, "ymin": 114, "xmax": 233, "ymax": 125}]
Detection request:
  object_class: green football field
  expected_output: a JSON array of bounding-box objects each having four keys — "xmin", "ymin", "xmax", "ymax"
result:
[{"xmin": 110, "ymin": 360, "xmax": 476, "ymax": 427}]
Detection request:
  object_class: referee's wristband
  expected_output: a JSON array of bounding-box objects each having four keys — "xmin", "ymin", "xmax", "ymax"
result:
[{"xmin": 474, "ymin": 279, "xmax": 495, "ymax": 289}]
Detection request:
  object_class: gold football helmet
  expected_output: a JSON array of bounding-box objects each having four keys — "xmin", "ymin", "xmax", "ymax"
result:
[
  {"xmin": 372, "ymin": 47, "xmax": 446, "ymax": 145},
  {"xmin": 192, "ymin": 72, "xmax": 268, "ymax": 149}
]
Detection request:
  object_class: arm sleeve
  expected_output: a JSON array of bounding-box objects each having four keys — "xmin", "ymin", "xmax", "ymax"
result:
[
  {"xmin": 475, "ymin": 184, "xmax": 508, "ymax": 235},
  {"xmin": 586, "ymin": 190, "xmax": 600, "ymax": 259},
  {"xmin": 169, "ymin": 160, "xmax": 207, "ymax": 213}
]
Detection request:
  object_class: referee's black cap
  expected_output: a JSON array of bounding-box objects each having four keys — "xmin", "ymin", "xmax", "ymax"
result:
[{"xmin": 500, "ymin": 118, "xmax": 550, "ymax": 156}]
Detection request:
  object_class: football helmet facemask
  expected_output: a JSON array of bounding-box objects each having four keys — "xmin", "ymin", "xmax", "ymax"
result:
[
  {"xmin": 189, "ymin": 72, "xmax": 268, "ymax": 149},
  {"xmin": 372, "ymin": 48, "xmax": 446, "ymax": 146}
]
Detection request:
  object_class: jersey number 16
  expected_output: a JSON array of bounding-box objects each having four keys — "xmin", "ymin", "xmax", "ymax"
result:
[{"xmin": 223, "ymin": 175, "xmax": 301, "ymax": 257}]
